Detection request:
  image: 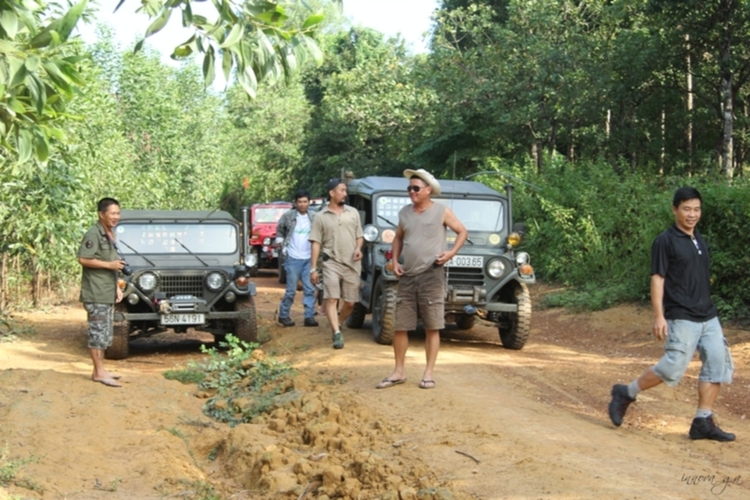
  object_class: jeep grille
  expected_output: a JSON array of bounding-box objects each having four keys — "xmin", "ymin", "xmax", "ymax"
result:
[
  {"xmin": 159, "ymin": 275, "xmax": 204, "ymax": 298},
  {"xmin": 446, "ymin": 268, "xmax": 484, "ymax": 287}
]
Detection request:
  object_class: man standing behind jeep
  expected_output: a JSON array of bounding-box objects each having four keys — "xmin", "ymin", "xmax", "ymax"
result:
[
  {"xmin": 276, "ymin": 189, "xmax": 318, "ymax": 328},
  {"xmin": 77, "ymin": 198, "xmax": 126, "ymax": 388},
  {"xmin": 309, "ymin": 178, "xmax": 364, "ymax": 349},
  {"xmin": 376, "ymin": 169, "xmax": 467, "ymax": 390}
]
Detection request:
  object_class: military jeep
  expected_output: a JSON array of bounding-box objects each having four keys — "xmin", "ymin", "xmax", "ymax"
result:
[
  {"xmin": 107, "ymin": 208, "xmax": 258, "ymax": 359},
  {"xmin": 345, "ymin": 176, "xmax": 535, "ymax": 349}
]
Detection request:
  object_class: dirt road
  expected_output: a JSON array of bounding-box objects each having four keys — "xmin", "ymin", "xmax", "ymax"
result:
[{"xmin": 2, "ymin": 274, "xmax": 749, "ymax": 499}]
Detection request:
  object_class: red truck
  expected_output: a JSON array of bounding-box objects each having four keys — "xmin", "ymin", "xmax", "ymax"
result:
[{"xmin": 248, "ymin": 201, "xmax": 293, "ymax": 276}]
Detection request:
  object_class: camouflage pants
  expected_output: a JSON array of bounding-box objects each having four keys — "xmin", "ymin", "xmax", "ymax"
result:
[{"xmin": 83, "ymin": 303, "xmax": 114, "ymax": 350}]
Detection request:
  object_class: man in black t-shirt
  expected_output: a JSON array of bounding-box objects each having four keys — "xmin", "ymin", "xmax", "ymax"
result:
[{"xmin": 607, "ymin": 187, "xmax": 735, "ymax": 441}]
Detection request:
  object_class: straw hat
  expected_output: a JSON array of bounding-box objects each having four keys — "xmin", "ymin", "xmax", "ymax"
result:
[{"xmin": 403, "ymin": 169, "xmax": 441, "ymax": 196}]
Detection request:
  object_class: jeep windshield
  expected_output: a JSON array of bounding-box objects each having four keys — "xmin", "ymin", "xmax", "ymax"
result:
[
  {"xmin": 375, "ymin": 196, "xmax": 504, "ymax": 232},
  {"xmin": 115, "ymin": 223, "xmax": 237, "ymax": 254},
  {"xmin": 253, "ymin": 207, "xmax": 288, "ymax": 223}
]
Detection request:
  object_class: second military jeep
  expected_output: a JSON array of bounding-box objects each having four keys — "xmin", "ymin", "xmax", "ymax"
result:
[
  {"xmin": 108, "ymin": 208, "xmax": 258, "ymax": 359},
  {"xmin": 344, "ymin": 176, "xmax": 535, "ymax": 349}
]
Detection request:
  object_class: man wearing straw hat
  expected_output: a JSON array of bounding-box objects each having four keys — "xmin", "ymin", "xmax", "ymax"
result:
[{"xmin": 376, "ymin": 169, "xmax": 468, "ymax": 390}]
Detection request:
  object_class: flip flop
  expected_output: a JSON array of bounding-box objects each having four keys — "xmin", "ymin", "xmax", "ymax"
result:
[
  {"xmin": 419, "ymin": 379, "xmax": 435, "ymax": 389},
  {"xmin": 376, "ymin": 377, "xmax": 407, "ymax": 389},
  {"xmin": 94, "ymin": 378, "xmax": 122, "ymax": 388}
]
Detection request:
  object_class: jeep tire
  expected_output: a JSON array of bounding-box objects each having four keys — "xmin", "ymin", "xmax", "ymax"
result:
[
  {"xmin": 498, "ymin": 283, "xmax": 531, "ymax": 349},
  {"xmin": 346, "ymin": 302, "xmax": 367, "ymax": 329},
  {"xmin": 455, "ymin": 314, "xmax": 475, "ymax": 330},
  {"xmin": 371, "ymin": 278, "xmax": 397, "ymax": 345},
  {"xmin": 234, "ymin": 296, "xmax": 258, "ymax": 343},
  {"xmin": 105, "ymin": 304, "xmax": 130, "ymax": 360}
]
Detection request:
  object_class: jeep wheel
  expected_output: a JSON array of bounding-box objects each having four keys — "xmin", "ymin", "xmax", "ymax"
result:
[
  {"xmin": 371, "ymin": 278, "xmax": 397, "ymax": 345},
  {"xmin": 455, "ymin": 314, "xmax": 475, "ymax": 330},
  {"xmin": 346, "ymin": 303, "xmax": 367, "ymax": 329},
  {"xmin": 498, "ymin": 283, "xmax": 532, "ymax": 349},
  {"xmin": 105, "ymin": 305, "xmax": 130, "ymax": 360},
  {"xmin": 234, "ymin": 297, "xmax": 258, "ymax": 343}
]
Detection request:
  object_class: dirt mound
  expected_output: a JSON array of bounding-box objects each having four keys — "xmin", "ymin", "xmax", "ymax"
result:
[{"xmin": 188, "ymin": 372, "xmax": 468, "ymax": 499}]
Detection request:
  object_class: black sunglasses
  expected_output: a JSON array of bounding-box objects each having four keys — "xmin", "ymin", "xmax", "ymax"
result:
[{"xmin": 407, "ymin": 185, "xmax": 422, "ymax": 193}]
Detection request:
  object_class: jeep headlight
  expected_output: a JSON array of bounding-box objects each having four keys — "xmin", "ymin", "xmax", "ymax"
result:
[
  {"xmin": 507, "ymin": 232, "xmax": 522, "ymax": 247},
  {"xmin": 137, "ymin": 272, "xmax": 158, "ymax": 292},
  {"xmin": 263, "ymin": 237, "xmax": 272, "ymax": 246},
  {"xmin": 363, "ymin": 224, "xmax": 379, "ymax": 243},
  {"xmin": 206, "ymin": 272, "xmax": 225, "ymax": 291},
  {"xmin": 486, "ymin": 259, "xmax": 506, "ymax": 279},
  {"xmin": 516, "ymin": 252, "xmax": 530, "ymax": 266}
]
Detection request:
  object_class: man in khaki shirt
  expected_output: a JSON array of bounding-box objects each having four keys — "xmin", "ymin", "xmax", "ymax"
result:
[
  {"xmin": 309, "ymin": 178, "xmax": 363, "ymax": 349},
  {"xmin": 77, "ymin": 198, "xmax": 126, "ymax": 387}
]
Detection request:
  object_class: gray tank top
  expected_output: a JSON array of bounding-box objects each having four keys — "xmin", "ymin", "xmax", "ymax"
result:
[{"xmin": 399, "ymin": 202, "xmax": 447, "ymax": 276}]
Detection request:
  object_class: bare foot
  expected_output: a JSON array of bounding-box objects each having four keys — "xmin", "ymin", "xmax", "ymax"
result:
[{"xmin": 93, "ymin": 377, "xmax": 122, "ymax": 388}]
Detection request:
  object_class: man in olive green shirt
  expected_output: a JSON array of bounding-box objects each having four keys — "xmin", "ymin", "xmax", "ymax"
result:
[
  {"xmin": 77, "ymin": 198, "xmax": 126, "ymax": 387},
  {"xmin": 309, "ymin": 178, "xmax": 364, "ymax": 349}
]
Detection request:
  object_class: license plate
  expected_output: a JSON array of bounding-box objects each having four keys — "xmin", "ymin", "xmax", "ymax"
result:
[
  {"xmin": 446, "ymin": 255, "xmax": 484, "ymax": 268},
  {"xmin": 161, "ymin": 313, "xmax": 205, "ymax": 325}
]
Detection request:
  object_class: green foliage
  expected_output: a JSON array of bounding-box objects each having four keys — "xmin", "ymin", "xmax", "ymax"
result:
[
  {"xmin": 164, "ymin": 367, "xmax": 205, "ymax": 385},
  {"xmin": 482, "ymin": 156, "xmax": 750, "ymax": 317},
  {"xmin": 0, "ymin": 0, "xmax": 90, "ymax": 161},
  {"xmin": 0, "ymin": 314, "xmax": 35, "ymax": 342},
  {"xmin": 165, "ymin": 334, "xmax": 296, "ymax": 427},
  {"xmin": 118, "ymin": 0, "xmax": 341, "ymax": 96},
  {"xmin": 0, "ymin": 444, "xmax": 37, "ymax": 489}
]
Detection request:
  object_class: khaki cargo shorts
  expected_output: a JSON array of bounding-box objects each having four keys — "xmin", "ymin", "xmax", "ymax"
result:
[
  {"xmin": 395, "ymin": 266, "xmax": 446, "ymax": 331},
  {"xmin": 83, "ymin": 302, "xmax": 114, "ymax": 350},
  {"xmin": 322, "ymin": 259, "xmax": 360, "ymax": 303}
]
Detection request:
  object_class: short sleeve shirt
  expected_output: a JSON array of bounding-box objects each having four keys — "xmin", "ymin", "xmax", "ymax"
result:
[
  {"xmin": 309, "ymin": 204, "xmax": 363, "ymax": 272},
  {"xmin": 651, "ymin": 224, "xmax": 717, "ymax": 321},
  {"xmin": 77, "ymin": 222, "xmax": 119, "ymax": 304}
]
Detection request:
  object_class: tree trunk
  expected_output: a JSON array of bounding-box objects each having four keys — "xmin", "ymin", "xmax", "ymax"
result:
[
  {"xmin": 685, "ymin": 35, "xmax": 693, "ymax": 174},
  {"xmin": 32, "ymin": 258, "xmax": 40, "ymax": 308},
  {"xmin": 0, "ymin": 253, "xmax": 7, "ymax": 311},
  {"xmin": 721, "ymin": 75, "xmax": 734, "ymax": 178}
]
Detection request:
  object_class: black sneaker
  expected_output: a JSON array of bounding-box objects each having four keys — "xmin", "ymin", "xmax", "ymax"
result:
[
  {"xmin": 278, "ymin": 317, "xmax": 295, "ymax": 327},
  {"xmin": 303, "ymin": 317, "xmax": 319, "ymax": 327},
  {"xmin": 332, "ymin": 331, "xmax": 344, "ymax": 349},
  {"xmin": 689, "ymin": 415, "xmax": 736, "ymax": 442},
  {"xmin": 608, "ymin": 384, "xmax": 635, "ymax": 427}
]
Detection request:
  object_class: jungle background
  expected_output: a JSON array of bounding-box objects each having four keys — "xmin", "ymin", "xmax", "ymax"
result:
[{"xmin": 3, "ymin": 0, "xmax": 750, "ymax": 325}]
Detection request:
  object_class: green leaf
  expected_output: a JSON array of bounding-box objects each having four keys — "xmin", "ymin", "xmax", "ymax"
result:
[
  {"xmin": 202, "ymin": 46, "xmax": 215, "ymax": 87},
  {"xmin": 145, "ymin": 7, "xmax": 172, "ymax": 38},
  {"xmin": 56, "ymin": 0, "xmax": 89, "ymax": 42},
  {"xmin": 33, "ymin": 130, "xmax": 49, "ymax": 162},
  {"xmin": 302, "ymin": 13, "xmax": 324, "ymax": 30},
  {"xmin": 181, "ymin": 1, "xmax": 193, "ymax": 26},
  {"xmin": 27, "ymin": 74, "xmax": 46, "ymax": 114},
  {"xmin": 25, "ymin": 55, "xmax": 40, "ymax": 72},
  {"xmin": 171, "ymin": 44, "xmax": 193, "ymax": 59},
  {"xmin": 0, "ymin": 39, "xmax": 16, "ymax": 53},
  {"xmin": 8, "ymin": 56, "xmax": 26, "ymax": 88},
  {"xmin": 256, "ymin": 7, "xmax": 289, "ymax": 26},
  {"xmin": 221, "ymin": 48, "xmax": 232, "ymax": 85},
  {"xmin": 237, "ymin": 65, "xmax": 257, "ymax": 99},
  {"xmin": 0, "ymin": 9, "xmax": 19, "ymax": 38},
  {"xmin": 17, "ymin": 130, "xmax": 33, "ymax": 163},
  {"xmin": 220, "ymin": 23, "xmax": 244, "ymax": 48}
]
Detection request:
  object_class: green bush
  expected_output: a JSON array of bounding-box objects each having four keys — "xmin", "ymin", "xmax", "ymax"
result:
[
  {"xmin": 479, "ymin": 157, "xmax": 750, "ymax": 318},
  {"xmin": 163, "ymin": 335, "xmax": 296, "ymax": 427}
]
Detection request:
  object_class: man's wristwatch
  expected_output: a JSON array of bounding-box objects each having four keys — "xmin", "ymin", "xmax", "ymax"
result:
[{"xmin": 310, "ymin": 268, "xmax": 319, "ymax": 274}]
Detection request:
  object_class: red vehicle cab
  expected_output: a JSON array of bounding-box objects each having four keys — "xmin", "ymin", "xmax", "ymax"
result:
[{"xmin": 249, "ymin": 201, "xmax": 293, "ymax": 276}]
